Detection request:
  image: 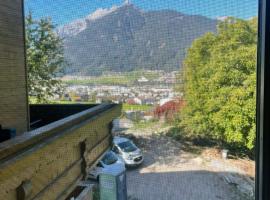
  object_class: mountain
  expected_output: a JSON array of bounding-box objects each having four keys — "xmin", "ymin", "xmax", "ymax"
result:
[{"xmin": 58, "ymin": 4, "xmax": 217, "ymax": 75}]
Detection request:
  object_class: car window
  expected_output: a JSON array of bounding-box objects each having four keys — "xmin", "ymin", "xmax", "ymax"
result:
[
  {"xmin": 118, "ymin": 141, "xmax": 137, "ymax": 153},
  {"xmin": 112, "ymin": 145, "xmax": 120, "ymax": 154},
  {"xmin": 102, "ymin": 151, "xmax": 118, "ymax": 165},
  {"xmin": 97, "ymin": 162, "xmax": 103, "ymax": 168}
]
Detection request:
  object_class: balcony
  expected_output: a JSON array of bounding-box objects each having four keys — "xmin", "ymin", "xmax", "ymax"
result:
[{"xmin": 0, "ymin": 103, "xmax": 121, "ymax": 200}]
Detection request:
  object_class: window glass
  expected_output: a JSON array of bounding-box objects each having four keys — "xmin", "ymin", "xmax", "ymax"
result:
[
  {"xmin": 118, "ymin": 141, "xmax": 137, "ymax": 153},
  {"xmin": 112, "ymin": 145, "xmax": 120, "ymax": 154},
  {"xmin": 102, "ymin": 151, "xmax": 118, "ymax": 165}
]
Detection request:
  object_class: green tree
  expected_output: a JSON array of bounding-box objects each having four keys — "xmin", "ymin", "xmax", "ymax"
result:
[
  {"xmin": 179, "ymin": 17, "xmax": 257, "ymax": 152},
  {"xmin": 25, "ymin": 13, "xmax": 65, "ymax": 103}
]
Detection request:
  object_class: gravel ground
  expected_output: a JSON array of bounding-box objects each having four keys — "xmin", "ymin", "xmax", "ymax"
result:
[{"xmin": 116, "ymin": 125, "xmax": 250, "ymax": 200}]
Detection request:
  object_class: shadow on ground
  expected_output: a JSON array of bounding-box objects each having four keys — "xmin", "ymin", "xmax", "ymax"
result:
[{"xmin": 126, "ymin": 170, "xmax": 253, "ymax": 200}]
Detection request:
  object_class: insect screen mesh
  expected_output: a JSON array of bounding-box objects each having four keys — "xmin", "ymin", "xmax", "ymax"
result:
[{"xmin": 24, "ymin": 0, "xmax": 258, "ymax": 199}]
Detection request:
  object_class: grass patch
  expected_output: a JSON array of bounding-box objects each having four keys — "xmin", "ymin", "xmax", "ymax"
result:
[
  {"xmin": 122, "ymin": 103, "xmax": 153, "ymax": 112},
  {"xmin": 62, "ymin": 71, "xmax": 160, "ymax": 86},
  {"xmin": 50, "ymin": 100, "xmax": 94, "ymax": 104},
  {"xmin": 64, "ymin": 75, "xmax": 132, "ymax": 86},
  {"xmin": 29, "ymin": 97, "xmax": 95, "ymax": 105}
]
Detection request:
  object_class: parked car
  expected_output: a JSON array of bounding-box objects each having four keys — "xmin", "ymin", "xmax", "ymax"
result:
[
  {"xmin": 112, "ymin": 136, "xmax": 143, "ymax": 167},
  {"xmin": 88, "ymin": 150, "xmax": 125, "ymax": 180}
]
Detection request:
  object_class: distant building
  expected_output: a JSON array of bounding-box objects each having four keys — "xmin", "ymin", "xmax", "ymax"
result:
[
  {"xmin": 159, "ymin": 97, "xmax": 174, "ymax": 106},
  {"xmin": 133, "ymin": 97, "xmax": 142, "ymax": 105},
  {"xmin": 126, "ymin": 98, "xmax": 136, "ymax": 105},
  {"xmin": 63, "ymin": 93, "xmax": 72, "ymax": 101},
  {"xmin": 80, "ymin": 94, "xmax": 89, "ymax": 102},
  {"xmin": 137, "ymin": 76, "xmax": 149, "ymax": 83},
  {"xmin": 142, "ymin": 98, "xmax": 156, "ymax": 105}
]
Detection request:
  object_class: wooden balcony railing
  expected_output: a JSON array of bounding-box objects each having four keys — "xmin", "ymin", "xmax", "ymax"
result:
[{"xmin": 0, "ymin": 103, "xmax": 121, "ymax": 200}]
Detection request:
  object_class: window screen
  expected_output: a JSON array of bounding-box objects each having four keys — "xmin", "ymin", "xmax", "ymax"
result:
[{"xmin": 24, "ymin": 0, "xmax": 258, "ymax": 199}]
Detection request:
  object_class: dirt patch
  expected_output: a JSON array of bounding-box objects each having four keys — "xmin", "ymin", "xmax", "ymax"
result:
[
  {"xmin": 199, "ymin": 148, "xmax": 255, "ymax": 178},
  {"xmin": 115, "ymin": 123, "xmax": 254, "ymax": 200}
]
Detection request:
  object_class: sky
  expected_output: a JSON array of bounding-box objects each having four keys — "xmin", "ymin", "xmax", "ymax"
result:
[{"xmin": 24, "ymin": 0, "xmax": 258, "ymax": 27}]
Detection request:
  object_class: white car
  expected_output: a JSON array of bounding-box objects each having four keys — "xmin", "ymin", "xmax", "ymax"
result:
[
  {"xmin": 112, "ymin": 136, "xmax": 143, "ymax": 167},
  {"xmin": 89, "ymin": 151, "xmax": 125, "ymax": 180}
]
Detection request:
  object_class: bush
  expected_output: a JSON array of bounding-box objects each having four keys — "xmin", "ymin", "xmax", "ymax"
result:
[{"xmin": 178, "ymin": 17, "xmax": 257, "ymax": 154}]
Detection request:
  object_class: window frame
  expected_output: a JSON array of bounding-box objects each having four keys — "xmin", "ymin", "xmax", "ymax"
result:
[{"xmin": 256, "ymin": 0, "xmax": 270, "ymax": 199}]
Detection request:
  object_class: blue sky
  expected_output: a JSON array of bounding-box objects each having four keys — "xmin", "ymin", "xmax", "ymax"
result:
[{"xmin": 25, "ymin": 0, "xmax": 258, "ymax": 27}]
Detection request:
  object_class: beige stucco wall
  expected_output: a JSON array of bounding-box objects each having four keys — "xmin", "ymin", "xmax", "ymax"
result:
[{"xmin": 0, "ymin": 0, "xmax": 29, "ymax": 134}]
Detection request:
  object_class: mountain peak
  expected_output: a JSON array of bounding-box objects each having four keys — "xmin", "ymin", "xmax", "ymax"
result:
[
  {"xmin": 124, "ymin": 0, "xmax": 131, "ymax": 5},
  {"xmin": 86, "ymin": 5, "xmax": 119, "ymax": 21},
  {"xmin": 58, "ymin": 5, "xmax": 123, "ymax": 37},
  {"xmin": 57, "ymin": 3, "xmax": 140, "ymax": 38},
  {"xmin": 57, "ymin": 19, "xmax": 87, "ymax": 38}
]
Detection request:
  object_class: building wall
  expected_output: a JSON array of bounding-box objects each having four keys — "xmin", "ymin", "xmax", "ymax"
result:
[{"xmin": 0, "ymin": 0, "xmax": 29, "ymax": 134}]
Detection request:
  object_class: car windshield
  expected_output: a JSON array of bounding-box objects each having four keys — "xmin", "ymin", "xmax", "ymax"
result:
[
  {"xmin": 102, "ymin": 152, "xmax": 118, "ymax": 165},
  {"xmin": 118, "ymin": 141, "xmax": 137, "ymax": 153}
]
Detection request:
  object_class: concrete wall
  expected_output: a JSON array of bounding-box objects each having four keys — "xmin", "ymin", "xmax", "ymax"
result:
[{"xmin": 0, "ymin": 0, "xmax": 29, "ymax": 134}]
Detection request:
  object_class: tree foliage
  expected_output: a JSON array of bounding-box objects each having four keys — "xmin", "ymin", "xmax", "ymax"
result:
[
  {"xmin": 25, "ymin": 13, "xmax": 65, "ymax": 103},
  {"xmin": 179, "ymin": 18, "xmax": 257, "ymax": 151}
]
